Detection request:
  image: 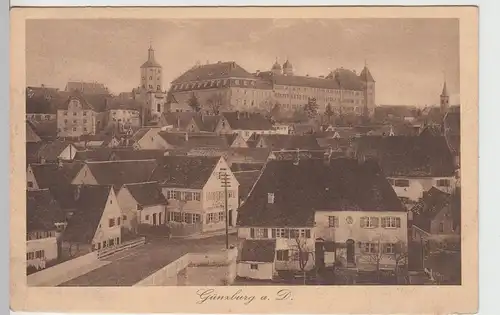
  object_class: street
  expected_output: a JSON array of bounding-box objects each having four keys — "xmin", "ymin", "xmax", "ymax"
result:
[{"xmin": 59, "ymin": 234, "xmax": 240, "ymax": 287}]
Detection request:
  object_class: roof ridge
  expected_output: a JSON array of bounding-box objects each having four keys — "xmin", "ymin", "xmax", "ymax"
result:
[{"xmin": 86, "ymin": 159, "xmax": 157, "ymax": 164}]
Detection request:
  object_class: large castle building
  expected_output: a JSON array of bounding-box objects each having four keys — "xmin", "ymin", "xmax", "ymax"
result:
[{"xmin": 168, "ymin": 58, "xmax": 376, "ymax": 116}]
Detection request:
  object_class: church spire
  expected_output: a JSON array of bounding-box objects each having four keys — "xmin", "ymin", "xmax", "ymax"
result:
[{"xmin": 441, "ymin": 80, "xmax": 449, "ymax": 96}]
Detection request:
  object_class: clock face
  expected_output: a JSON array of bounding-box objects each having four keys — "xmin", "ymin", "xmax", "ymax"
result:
[{"xmin": 346, "ymin": 216, "xmax": 354, "ymax": 224}]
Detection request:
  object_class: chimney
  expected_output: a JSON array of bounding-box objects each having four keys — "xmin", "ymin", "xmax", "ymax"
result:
[
  {"xmin": 74, "ymin": 185, "xmax": 82, "ymax": 201},
  {"xmin": 201, "ymin": 113, "xmax": 205, "ymax": 123},
  {"xmin": 236, "ymin": 111, "xmax": 240, "ymax": 120},
  {"xmin": 177, "ymin": 116, "xmax": 181, "ymax": 130},
  {"xmin": 256, "ymin": 70, "xmax": 261, "ymax": 75},
  {"xmin": 185, "ymin": 132, "xmax": 189, "ymax": 141}
]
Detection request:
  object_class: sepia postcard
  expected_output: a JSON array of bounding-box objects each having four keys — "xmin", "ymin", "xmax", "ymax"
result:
[{"xmin": 10, "ymin": 6, "xmax": 478, "ymax": 314}]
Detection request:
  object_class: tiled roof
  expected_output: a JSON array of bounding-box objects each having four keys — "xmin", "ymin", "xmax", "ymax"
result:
[
  {"xmin": 74, "ymin": 148, "xmax": 114, "ymax": 162},
  {"xmin": 227, "ymin": 148, "xmax": 272, "ymax": 163},
  {"xmin": 26, "ymin": 189, "xmax": 66, "ymax": 233},
  {"xmin": 157, "ymin": 132, "xmax": 188, "ymax": 147},
  {"xmin": 230, "ymin": 163, "xmax": 264, "ymax": 172},
  {"xmin": 233, "ymin": 170, "xmax": 262, "ymax": 200},
  {"xmin": 354, "ymin": 136, "xmax": 456, "ymax": 177},
  {"xmin": 268, "ymin": 149, "xmax": 326, "ymax": 161},
  {"xmin": 237, "ymin": 158, "xmax": 405, "ymax": 227},
  {"xmin": 29, "ymin": 162, "xmax": 84, "ymax": 189},
  {"xmin": 26, "ymin": 142, "xmax": 45, "ymax": 165},
  {"xmin": 359, "ymin": 66, "xmax": 375, "ymax": 82},
  {"xmin": 58, "ymin": 91, "xmax": 110, "ymax": 113},
  {"xmin": 106, "ymin": 98, "xmax": 143, "ymax": 111},
  {"xmin": 325, "ymin": 68, "xmax": 366, "ymax": 91},
  {"xmin": 411, "ymin": 187, "xmax": 460, "ymax": 232},
  {"xmin": 160, "ymin": 112, "xmax": 198, "ymax": 130},
  {"xmin": 185, "ymin": 133, "xmax": 231, "ymax": 149},
  {"xmin": 29, "ymin": 120, "xmax": 58, "ymax": 140},
  {"xmin": 221, "ymin": 112, "xmax": 273, "ymax": 131},
  {"xmin": 258, "ymin": 134, "xmax": 321, "ymax": 150},
  {"xmin": 86, "ymin": 160, "xmax": 158, "ymax": 186},
  {"xmin": 130, "ymin": 127, "xmax": 155, "ymax": 142},
  {"xmin": 123, "ymin": 182, "xmax": 167, "ymax": 207},
  {"xmin": 240, "ymin": 239, "xmax": 276, "ymax": 263},
  {"xmin": 61, "ymin": 185, "xmax": 112, "ymax": 243},
  {"xmin": 192, "ymin": 115, "xmax": 221, "ymax": 132},
  {"xmin": 65, "ymin": 81, "xmax": 109, "ymax": 94},
  {"xmin": 26, "ymin": 121, "xmax": 42, "ymax": 143},
  {"xmin": 171, "ymin": 61, "xmax": 254, "ymax": 84},
  {"xmin": 150, "ymin": 156, "xmax": 220, "ymax": 189},
  {"xmin": 37, "ymin": 140, "xmax": 75, "ymax": 162},
  {"xmin": 110, "ymin": 149, "xmax": 167, "ymax": 161},
  {"xmin": 273, "ymin": 74, "xmax": 341, "ymax": 90}
]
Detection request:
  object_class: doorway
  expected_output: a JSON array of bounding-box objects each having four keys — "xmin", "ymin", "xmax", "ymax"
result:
[
  {"xmin": 153, "ymin": 213, "xmax": 157, "ymax": 225},
  {"xmin": 315, "ymin": 239, "xmax": 325, "ymax": 270},
  {"xmin": 228, "ymin": 210, "xmax": 233, "ymax": 227},
  {"xmin": 346, "ymin": 239, "xmax": 355, "ymax": 264}
]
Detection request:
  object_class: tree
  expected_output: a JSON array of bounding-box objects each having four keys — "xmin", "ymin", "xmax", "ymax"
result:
[
  {"xmin": 304, "ymin": 97, "xmax": 319, "ymax": 119},
  {"xmin": 207, "ymin": 92, "xmax": 224, "ymax": 115},
  {"xmin": 188, "ymin": 92, "xmax": 201, "ymax": 113},
  {"xmin": 292, "ymin": 108, "xmax": 308, "ymax": 123},
  {"xmin": 324, "ymin": 103, "xmax": 335, "ymax": 123},
  {"xmin": 393, "ymin": 240, "xmax": 409, "ymax": 284},
  {"xmin": 292, "ymin": 233, "xmax": 314, "ymax": 285}
]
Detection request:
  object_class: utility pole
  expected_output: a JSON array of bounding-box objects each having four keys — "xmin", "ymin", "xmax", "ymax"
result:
[{"xmin": 220, "ymin": 168, "xmax": 231, "ymax": 249}]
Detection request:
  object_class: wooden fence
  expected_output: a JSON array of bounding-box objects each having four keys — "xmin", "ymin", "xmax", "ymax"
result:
[{"xmin": 97, "ymin": 237, "xmax": 146, "ymax": 260}]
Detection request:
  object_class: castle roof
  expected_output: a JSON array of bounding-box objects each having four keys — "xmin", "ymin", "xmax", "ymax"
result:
[{"xmin": 171, "ymin": 61, "xmax": 254, "ymax": 84}]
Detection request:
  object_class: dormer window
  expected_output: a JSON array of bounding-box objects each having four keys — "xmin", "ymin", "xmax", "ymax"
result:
[{"xmin": 267, "ymin": 193, "xmax": 275, "ymax": 204}]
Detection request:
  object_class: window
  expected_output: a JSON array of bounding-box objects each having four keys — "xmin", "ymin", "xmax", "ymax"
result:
[
  {"xmin": 167, "ymin": 190, "xmax": 178, "ymax": 200},
  {"xmin": 83, "ymin": 111, "xmax": 87, "ymax": 116},
  {"xmin": 276, "ymin": 250, "xmax": 289, "ymax": 261},
  {"xmin": 267, "ymin": 193, "xmax": 275, "ymax": 204},
  {"xmin": 83, "ymin": 127, "xmax": 87, "ymax": 132},
  {"xmin": 27, "ymin": 252, "xmax": 34, "ymax": 260},
  {"xmin": 381, "ymin": 217, "xmax": 401, "ymax": 228},
  {"xmin": 123, "ymin": 215, "xmax": 127, "ymax": 221},
  {"xmin": 272, "ymin": 228, "xmax": 287, "ymax": 238},
  {"xmin": 218, "ymin": 212, "xmax": 225, "ymax": 222},
  {"xmin": 328, "ymin": 216, "xmax": 339, "ymax": 228},
  {"xmin": 72, "ymin": 127, "xmax": 76, "ymax": 131},
  {"xmin": 145, "ymin": 215, "xmax": 150, "ymax": 221},
  {"xmin": 109, "ymin": 239, "xmax": 115, "ymax": 246},
  {"xmin": 439, "ymin": 222, "xmax": 444, "ymax": 233},
  {"xmin": 363, "ymin": 242, "xmax": 378, "ymax": 254},
  {"xmin": 360, "ymin": 216, "xmax": 379, "ymax": 228},
  {"xmin": 109, "ymin": 218, "xmax": 115, "ymax": 227},
  {"xmin": 250, "ymin": 264, "xmax": 258, "ymax": 270},
  {"xmin": 251, "ymin": 228, "xmax": 268, "ymax": 238},
  {"xmin": 117, "ymin": 217, "xmax": 121, "ymax": 225},
  {"xmin": 228, "ymin": 190, "xmax": 236, "ymax": 198},
  {"xmin": 97, "ymin": 243, "xmax": 101, "ymax": 250},
  {"xmin": 193, "ymin": 192, "xmax": 201, "ymax": 201},
  {"xmin": 394, "ymin": 179, "xmax": 410, "ymax": 187},
  {"xmin": 384, "ymin": 243, "xmax": 395, "ymax": 254},
  {"xmin": 83, "ymin": 119, "xmax": 87, "ymax": 123},
  {"xmin": 437, "ymin": 179, "xmax": 450, "ymax": 187},
  {"xmin": 387, "ymin": 178, "xmax": 395, "ymax": 185},
  {"xmin": 149, "ymin": 76, "xmax": 152, "ymax": 80},
  {"xmin": 27, "ymin": 181, "xmax": 33, "ymax": 188},
  {"xmin": 35, "ymin": 250, "xmax": 44, "ymax": 259},
  {"xmin": 63, "ymin": 111, "xmax": 68, "ymax": 116}
]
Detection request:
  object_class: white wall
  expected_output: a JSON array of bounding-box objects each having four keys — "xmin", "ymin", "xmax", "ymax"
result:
[
  {"xmin": 26, "ymin": 165, "xmax": 39, "ymax": 190},
  {"xmin": 314, "ymin": 210, "xmax": 408, "ymax": 244},
  {"xmin": 92, "ymin": 189, "xmax": 122, "ymax": 249},
  {"xmin": 26, "ymin": 237, "xmax": 58, "ymax": 269},
  {"xmin": 71, "ymin": 165, "xmax": 99, "ymax": 185},
  {"xmin": 389, "ymin": 176, "xmax": 456, "ymax": 202},
  {"xmin": 59, "ymin": 144, "xmax": 78, "ymax": 161},
  {"xmin": 140, "ymin": 205, "xmax": 167, "ymax": 225},
  {"xmin": 237, "ymin": 262, "xmax": 274, "ymax": 280}
]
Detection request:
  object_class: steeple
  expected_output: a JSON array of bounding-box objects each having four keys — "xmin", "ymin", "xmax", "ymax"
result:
[
  {"xmin": 440, "ymin": 80, "xmax": 450, "ymax": 114},
  {"xmin": 271, "ymin": 57, "xmax": 282, "ymax": 75},
  {"xmin": 282, "ymin": 57, "xmax": 294, "ymax": 76},
  {"xmin": 141, "ymin": 44, "xmax": 162, "ymax": 69}
]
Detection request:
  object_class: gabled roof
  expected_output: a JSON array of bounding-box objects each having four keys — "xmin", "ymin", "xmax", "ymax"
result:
[
  {"xmin": 237, "ymin": 158, "xmax": 405, "ymax": 227},
  {"xmin": 58, "ymin": 91, "xmax": 110, "ymax": 112},
  {"xmin": 185, "ymin": 133, "xmax": 231, "ymax": 149},
  {"xmin": 230, "ymin": 163, "xmax": 264, "ymax": 172},
  {"xmin": 28, "ymin": 120, "xmax": 58, "ymax": 140},
  {"xmin": 130, "ymin": 127, "xmax": 157, "ymax": 142},
  {"xmin": 106, "ymin": 98, "xmax": 143, "ymax": 111},
  {"xmin": 272, "ymin": 74, "xmax": 341, "ymax": 90},
  {"xmin": 354, "ymin": 136, "xmax": 455, "ymax": 177},
  {"xmin": 325, "ymin": 68, "xmax": 366, "ymax": 90},
  {"xmin": 444, "ymin": 111, "xmax": 460, "ymax": 137},
  {"xmin": 74, "ymin": 148, "xmax": 114, "ymax": 162},
  {"xmin": 238, "ymin": 158, "xmax": 406, "ymax": 227},
  {"xmin": 26, "ymin": 142, "xmax": 46, "ymax": 165},
  {"xmin": 192, "ymin": 115, "xmax": 221, "ymax": 132},
  {"xmin": 110, "ymin": 149, "xmax": 167, "ymax": 161},
  {"xmin": 227, "ymin": 148, "xmax": 272, "ymax": 163},
  {"xmin": 359, "ymin": 66, "xmax": 375, "ymax": 82},
  {"xmin": 233, "ymin": 170, "xmax": 262, "ymax": 200},
  {"xmin": 221, "ymin": 112, "xmax": 273, "ymax": 131},
  {"xmin": 268, "ymin": 149, "xmax": 326, "ymax": 161},
  {"xmin": 29, "ymin": 162, "xmax": 84, "ymax": 189},
  {"xmin": 411, "ymin": 187, "xmax": 460, "ymax": 232},
  {"xmin": 150, "ymin": 156, "xmax": 220, "ymax": 189},
  {"xmin": 258, "ymin": 134, "xmax": 321, "ymax": 150},
  {"xmin": 65, "ymin": 81, "xmax": 109, "ymax": 94},
  {"xmin": 61, "ymin": 185, "xmax": 113, "ymax": 243},
  {"xmin": 240, "ymin": 239, "xmax": 276, "ymax": 263},
  {"xmin": 123, "ymin": 182, "xmax": 167, "ymax": 207},
  {"xmin": 85, "ymin": 160, "xmax": 158, "ymax": 186},
  {"xmin": 26, "ymin": 121, "xmax": 42, "ymax": 143},
  {"xmin": 37, "ymin": 140, "xmax": 75, "ymax": 162},
  {"xmin": 157, "ymin": 132, "xmax": 188, "ymax": 146},
  {"xmin": 26, "ymin": 189, "xmax": 66, "ymax": 233},
  {"xmin": 171, "ymin": 61, "xmax": 254, "ymax": 84},
  {"xmin": 160, "ymin": 112, "xmax": 198, "ymax": 130}
]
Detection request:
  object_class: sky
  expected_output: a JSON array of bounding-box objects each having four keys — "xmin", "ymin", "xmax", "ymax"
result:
[{"xmin": 26, "ymin": 18, "xmax": 460, "ymax": 106}]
